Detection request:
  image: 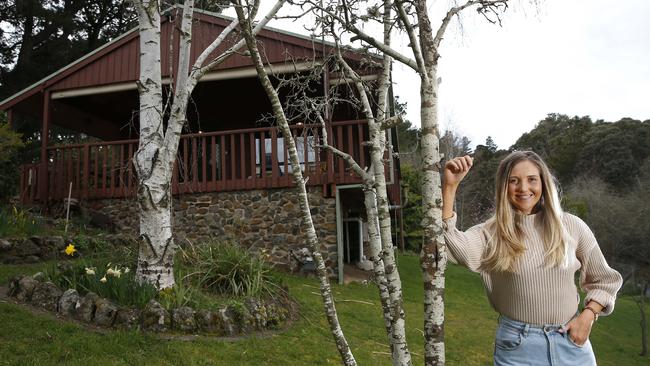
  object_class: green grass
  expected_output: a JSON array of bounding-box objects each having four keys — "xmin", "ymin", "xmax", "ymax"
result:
[{"xmin": 1, "ymin": 254, "xmax": 648, "ymax": 365}]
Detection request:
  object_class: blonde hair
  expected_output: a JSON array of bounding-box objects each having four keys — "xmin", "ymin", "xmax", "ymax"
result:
[{"xmin": 480, "ymin": 151, "xmax": 568, "ymax": 272}]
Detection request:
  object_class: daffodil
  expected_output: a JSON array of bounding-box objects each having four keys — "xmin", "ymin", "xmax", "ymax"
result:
[
  {"xmin": 124, "ymin": 267, "xmax": 130, "ymax": 274},
  {"xmin": 100, "ymin": 276, "xmax": 107, "ymax": 283},
  {"xmin": 65, "ymin": 244, "xmax": 76, "ymax": 256},
  {"xmin": 107, "ymin": 267, "xmax": 122, "ymax": 278},
  {"xmin": 85, "ymin": 267, "xmax": 96, "ymax": 275}
]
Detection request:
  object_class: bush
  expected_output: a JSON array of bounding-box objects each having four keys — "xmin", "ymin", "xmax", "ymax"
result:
[
  {"xmin": 0, "ymin": 121, "xmax": 24, "ymax": 202},
  {"xmin": 0, "ymin": 205, "xmax": 45, "ymax": 237},
  {"xmin": 179, "ymin": 240, "xmax": 282, "ymax": 298}
]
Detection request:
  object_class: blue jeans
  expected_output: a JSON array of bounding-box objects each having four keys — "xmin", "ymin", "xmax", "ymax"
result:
[{"xmin": 493, "ymin": 315, "xmax": 597, "ymax": 366}]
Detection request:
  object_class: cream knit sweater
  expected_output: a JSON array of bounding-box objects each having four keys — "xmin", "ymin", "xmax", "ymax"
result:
[{"xmin": 443, "ymin": 211, "xmax": 622, "ymax": 325}]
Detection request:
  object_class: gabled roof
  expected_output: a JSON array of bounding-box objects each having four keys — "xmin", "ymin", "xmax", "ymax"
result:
[{"xmin": 0, "ymin": 6, "xmax": 379, "ymax": 111}]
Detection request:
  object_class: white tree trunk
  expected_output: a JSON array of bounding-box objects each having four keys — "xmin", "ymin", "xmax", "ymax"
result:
[
  {"xmin": 316, "ymin": 109, "xmax": 394, "ymax": 350},
  {"xmin": 333, "ymin": 35, "xmax": 411, "ymax": 362},
  {"xmin": 373, "ymin": 4, "xmax": 412, "ymax": 364},
  {"xmin": 416, "ymin": 1, "xmax": 447, "ymax": 364},
  {"xmin": 235, "ymin": 3, "xmax": 356, "ymax": 365},
  {"xmin": 132, "ymin": 0, "xmax": 286, "ymax": 289},
  {"xmin": 133, "ymin": 0, "xmax": 177, "ymax": 289}
]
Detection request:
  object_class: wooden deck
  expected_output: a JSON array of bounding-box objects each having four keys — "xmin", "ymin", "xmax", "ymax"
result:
[{"xmin": 19, "ymin": 119, "xmax": 399, "ymax": 204}]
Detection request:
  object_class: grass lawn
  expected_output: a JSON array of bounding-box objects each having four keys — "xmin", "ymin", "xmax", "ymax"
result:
[{"xmin": 1, "ymin": 254, "xmax": 648, "ymax": 365}]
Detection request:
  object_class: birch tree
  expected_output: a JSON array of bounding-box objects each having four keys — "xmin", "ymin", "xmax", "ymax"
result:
[
  {"xmin": 233, "ymin": 2, "xmax": 357, "ymax": 364},
  {"xmin": 329, "ymin": 15, "xmax": 413, "ymax": 364},
  {"xmin": 330, "ymin": 46, "xmax": 411, "ymax": 364},
  {"xmin": 289, "ymin": 0, "xmax": 510, "ymax": 364},
  {"xmin": 237, "ymin": 0, "xmax": 411, "ymax": 361},
  {"xmin": 131, "ymin": 0, "xmax": 285, "ymax": 289}
]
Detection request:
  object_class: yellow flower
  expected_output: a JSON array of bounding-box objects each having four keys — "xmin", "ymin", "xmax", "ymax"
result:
[
  {"xmin": 65, "ymin": 244, "xmax": 76, "ymax": 256},
  {"xmin": 100, "ymin": 276, "xmax": 107, "ymax": 283}
]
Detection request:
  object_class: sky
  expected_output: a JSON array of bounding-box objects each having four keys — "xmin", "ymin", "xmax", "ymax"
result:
[{"xmin": 236, "ymin": 0, "xmax": 650, "ymax": 149}]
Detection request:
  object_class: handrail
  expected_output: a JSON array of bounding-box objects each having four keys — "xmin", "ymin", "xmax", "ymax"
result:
[
  {"xmin": 26, "ymin": 119, "xmax": 373, "ymax": 203},
  {"xmin": 44, "ymin": 121, "xmax": 347, "ymax": 151}
]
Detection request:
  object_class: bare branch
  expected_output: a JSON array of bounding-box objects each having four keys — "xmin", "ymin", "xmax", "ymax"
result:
[
  {"xmin": 433, "ymin": 0, "xmax": 508, "ymax": 52},
  {"xmin": 394, "ymin": 0, "xmax": 426, "ymax": 74},
  {"xmin": 299, "ymin": 0, "xmax": 419, "ymax": 71},
  {"xmin": 189, "ymin": 0, "xmax": 287, "ymax": 84}
]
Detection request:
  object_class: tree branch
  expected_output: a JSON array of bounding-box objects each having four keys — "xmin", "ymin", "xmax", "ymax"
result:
[
  {"xmin": 394, "ymin": 0, "xmax": 426, "ymax": 74},
  {"xmin": 433, "ymin": 0, "xmax": 508, "ymax": 52}
]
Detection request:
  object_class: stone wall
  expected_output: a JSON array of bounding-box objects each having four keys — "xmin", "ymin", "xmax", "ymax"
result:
[
  {"xmin": 0, "ymin": 236, "xmax": 67, "ymax": 264},
  {"xmin": 90, "ymin": 186, "xmax": 338, "ymax": 273},
  {"xmin": 7, "ymin": 274, "xmax": 293, "ymax": 335}
]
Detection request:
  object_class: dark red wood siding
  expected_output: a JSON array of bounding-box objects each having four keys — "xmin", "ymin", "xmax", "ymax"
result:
[{"xmin": 47, "ymin": 13, "xmax": 350, "ymax": 93}]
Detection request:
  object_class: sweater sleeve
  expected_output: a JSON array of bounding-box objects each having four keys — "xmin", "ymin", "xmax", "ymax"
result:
[
  {"xmin": 570, "ymin": 215, "xmax": 623, "ymax": 316},
  {"xmin": 443, "ymin": 212, "xmax": 489, "ymax": 273}
]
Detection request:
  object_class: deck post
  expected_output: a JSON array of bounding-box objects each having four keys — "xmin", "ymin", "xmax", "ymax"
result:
[
  {"xmin": 39, "ymin": 91, "xmax": 51, "ymax": 205},
  {"xmin": 7, "ymin": 109, "xmax": 13, "ymax": 129}
]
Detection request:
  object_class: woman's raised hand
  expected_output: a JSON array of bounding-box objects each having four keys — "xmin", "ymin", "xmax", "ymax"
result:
[{"xmin": 443, "ymin": 155, "xmax": 473, "ymax": 187}]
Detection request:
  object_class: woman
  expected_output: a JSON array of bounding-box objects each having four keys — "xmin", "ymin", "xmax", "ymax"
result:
[{"xmin": 442, "ymin": 151, "xmax": 622, "ymax": 366}]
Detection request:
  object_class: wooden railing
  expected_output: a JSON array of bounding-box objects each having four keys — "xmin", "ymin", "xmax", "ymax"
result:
[{"xmin": 20, "ymin": 119, "xmax": 391, "ymax": 203}]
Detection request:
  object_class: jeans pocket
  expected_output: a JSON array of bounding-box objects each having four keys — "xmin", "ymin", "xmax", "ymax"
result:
[
  {"xmin": 495, "ymin": 323, "xmax": 523, "ymax": 351},
  {"xmin": 566, "ymin": 333, "xmax": 585, "ymax": 348}
]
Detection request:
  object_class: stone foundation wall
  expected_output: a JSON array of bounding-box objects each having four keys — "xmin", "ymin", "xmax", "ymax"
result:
[{"xmin": 90, "ymin": 187, "xmax": 338, "ymax": 273}]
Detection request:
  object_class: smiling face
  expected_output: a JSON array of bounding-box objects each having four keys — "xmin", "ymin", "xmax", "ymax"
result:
[{"xmin": 507, "ymin": 160, "xmax": 543, "ymax": 214}]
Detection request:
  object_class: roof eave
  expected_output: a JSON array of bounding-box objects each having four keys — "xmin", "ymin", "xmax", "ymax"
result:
[{"xmin": 0, "ymin": 27, "xmax": 139, "ymax": 111}]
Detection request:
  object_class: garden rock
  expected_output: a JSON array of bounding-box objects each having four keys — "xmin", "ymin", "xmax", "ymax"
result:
[
  {"xmin": 87, "ymin": 209, "xmax": 116, "ymax": 232},
  {"xmin": 7, "ymin": 275, "xmax": 23, "ymax": 297},
  {"xmin": 29, "ymin": 236, "xmax": 66, "ymax": 260},
  {"xmin": 218, "ymin": 307, "xmax": 239, "ymax": 335},
  {"xmin": 0, "ymin": 239, "xmax": 12, "ymax": 251},
  {"xmin": 265, "ymin": 301, "xmax": 288, "ymax": 328},
  {"xmin": 172, "ymin": 306, "xmax": 197, "ymax": 332},
  {"xmin": 94, "ymin": 298, "xmax": 119, "ymax": 326},
  {"xmin": 30, "ymin": 281, "xmax": 63, "ymax": 311},
  {"xmin": 74, "ymin": 292, "xmax": 99, "ymax": 322},
  {"xmin": 1, "ymin": 255, "xmax": 20, "ymax": 264},
  {"xmin": 56, "ymin": 262, "xmax": 74, "ymax": 275},
  {"xmin": 14, "ymin": 276, "xmax": 38, "ymax": 302},
  {"xmin": 195, "ymin": 309, "xmax": 222, "ymax": 334},
  {"xmin": 43, "ymin": 236, "xmax": 66, "ymax": 250},
  {"xmin": 24, "ymin": 255, "xmax": 40, "ymax": 263},
  {"xmin": 58, "ymin": 289, "xmax": 80, "ymax": 316},
  {"xmin": 243, "ymin": 298, "xmax": 267, "ymax": 330},
  {"xmin": 14, "ymin": 239, "xmax": 41, "ymax": 257},
  {"xmin": 142, "ymin": 300, "xmax": 170, "ymax": 332},
  {"xmin": 115, "ymin": 308, "xmax": 141, "ymax": 330}
]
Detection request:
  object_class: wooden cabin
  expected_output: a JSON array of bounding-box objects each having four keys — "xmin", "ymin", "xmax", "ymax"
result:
[{"xmin": 0, "ymin": 8, "xmax": 403, "ymax": 281}]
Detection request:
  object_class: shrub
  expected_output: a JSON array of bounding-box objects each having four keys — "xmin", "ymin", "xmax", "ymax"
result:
[
  {"xmin": 0, "ymin": 121, "xmax": 24, "ymax": 202},
  {"xmin": 179, "ymin": 240, "xmax": 282, "ymax": 298},
  {"xmin": 0, "ymin": 205, "xmax": 44, "ymax": 237}
]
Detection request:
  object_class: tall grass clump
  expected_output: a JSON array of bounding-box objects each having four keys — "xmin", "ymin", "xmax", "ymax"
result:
[
  {"xmin": 179, "ymin": 240, "xmax": 282, "ymax": 298},
  {"xmin": 0, "ymin": 206, "xmax": 44, "ymax": 237}
]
